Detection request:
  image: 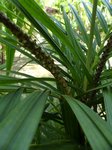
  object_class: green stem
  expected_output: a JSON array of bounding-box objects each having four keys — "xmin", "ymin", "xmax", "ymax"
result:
[{"xmin": 84, "ymin": 0, "xmax": 98, "ymax": 91}]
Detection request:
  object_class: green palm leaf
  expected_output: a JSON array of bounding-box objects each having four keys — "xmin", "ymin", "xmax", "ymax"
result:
[
  {"xmin": 0, "ymin": 90, "xmax": 48, "ymax": 150},
  {"xmin": 96, "ymin": 7, "xmax": 108, "ymax": 33},
  {"xmin": 69, "ymin": 4, "xmax": 89, "ymax": 46},
  {"xmin": 102, "ymin": 0, "xmax": 112, "ymax": 15},
  {"xmin": 82, "ymin": 1, "xmax": 101, "ymax": 46},
  {"xmin": 64, "ymin": 95, "xmax": 112, "ymax": 150},
  {"xmin": 10, "ymin": 0, "xmax": 92, "ymax": 82},
  {"xmin": 103, "ymin": 87, "xmax": 112, "ymax": 127}
]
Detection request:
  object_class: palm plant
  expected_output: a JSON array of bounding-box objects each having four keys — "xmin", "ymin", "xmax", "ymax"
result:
[{"xmin": 0, "ymin": 0, "xmax": 112, "ymax": 149}]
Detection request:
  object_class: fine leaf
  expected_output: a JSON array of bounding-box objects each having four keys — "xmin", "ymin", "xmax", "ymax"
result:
[
  {"xmin": 69, "ymin": 4, "xmax": 89, "ymax": 46},
  {"xmin": 96, "ymin": 7, "xmax": 108, "ymax": 33},
  {"xmin": 17, "ymin": 0, "xmax": 71, "ymax": 48},
  {"xmin": 82, "ymin": 1, "xmax": 101, "ymax": 46},
  {"xmin": 6, "ymin": 46, "xmax": 15, "ymax": 73},
  {"xmin": 102, "ymin": 0, "xmax": 112, "ymax": 15}
]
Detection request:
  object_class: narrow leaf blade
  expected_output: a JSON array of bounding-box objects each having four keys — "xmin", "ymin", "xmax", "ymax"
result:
[
  {"xmin": 0, "ymin": 90, "xmax": 48, "ymax": 150},
  {"xmin": 64, "ymin": 95, "xmax": 112, "ymax": 150},
  {"xmin": 103, "ymin": 87, "xmax": 112, "ymax": 127}
]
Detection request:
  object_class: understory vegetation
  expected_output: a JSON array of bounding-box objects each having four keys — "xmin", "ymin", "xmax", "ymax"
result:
[{"xmin": 0, "ymin": 0, "xmax": 112, "ymax": 149}]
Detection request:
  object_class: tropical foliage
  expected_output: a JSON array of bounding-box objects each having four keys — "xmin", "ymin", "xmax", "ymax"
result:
[{"xmin": 0, "ymin": 0, "xmax": 112, "ymax": 149}]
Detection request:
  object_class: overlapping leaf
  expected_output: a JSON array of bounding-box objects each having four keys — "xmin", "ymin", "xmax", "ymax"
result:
[
  {"xmin": 10, "ymin": 0, "xmax": 91, "ymax": 83},
  {"xmin": 64, "ymin": 95, "xmax": 112, "ymax": 150},
  {"xmin": 0, "ymin": 90, "xmax": 48, "ymax": 150}
]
